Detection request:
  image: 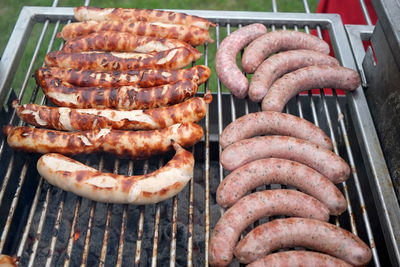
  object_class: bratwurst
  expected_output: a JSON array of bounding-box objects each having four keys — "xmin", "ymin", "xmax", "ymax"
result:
[
  {"xmin": 4, "ymin": 123, "xmax": 203, "ymax": 159},
  {"xmin": 37, "ymin": 143, "xmax": 194, "ymax": 204}
]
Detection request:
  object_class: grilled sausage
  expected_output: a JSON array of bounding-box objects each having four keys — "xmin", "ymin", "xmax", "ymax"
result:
[
  {"xmin": 247, "ymin": 251, "xmax": 353, "ymax": 267},
  {"xmin": 13, "ymin": 92, "xmax": 212, "ymax": 131},
  {"xmin": 217, "ymin": 158, "xmax": 346, "ymax": 215},
  {"xmin": 62, "ymin": 31, "xmax": 201, "ymax": 57},
  {"xmin": 35, "ymin": 65, "xmax": 211, "ymax": 88},
  {"xmin": 220, "ymin": 136, "xmax": 350, "ymax": 183},
  {"xmin": 234, "ymin": 217, "xmax": 372, "ymax": 266},
  {"xmin": 219, "ymin": 111, "xmax": 332, "ymax": 150},
  {"xmin": 37, "ymin": 142, "xmax": 194, "ymax": 204},
  {"xmin": 39, "ymin": 77, "xmax": 198, "ymax": 109},
  {"xmin": 0, "ymin": 255, "xmax": 17, "ymax": 267},
  {"xmin": 4, "ymin": 123, "xmax": 202, "ymax": 159},
  {"xmin": 45, "ymin": 48, "xmax": 199, "ymax": 71},
  {"xmin": 215, "ymin": 23, "xmax": 267, "ymax": 98},
  {"xmin": 209, "ymin": 189, "xmax": 329, "ymax": 267},
  {"xmin": 261, "ymin": 65, "xmax": 361, "ymax": 112},
  {"xmin": 242, "ymin": 30, "xmax": 330, "ymax": 74},
  {"xmin": 57, "ymin": 21, "xmax": 214, "ymax": 46},
  {"xmin": 74, "ymin": 6, "xmax": 215, "ymax": 30},
  {"xmin": 249, "ymin": 50, "xmax": 339, "ymax": 102}
]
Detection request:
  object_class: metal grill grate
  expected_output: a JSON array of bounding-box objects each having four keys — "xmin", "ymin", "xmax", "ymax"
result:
[{"xmin": 0, "ymin": 1, "xmax": 399, "ymax": 266}]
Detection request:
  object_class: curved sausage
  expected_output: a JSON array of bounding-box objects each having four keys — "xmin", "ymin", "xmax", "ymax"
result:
[
  {"xmin": 220, "ymin": 136, "xmax": 350, "ymax": 183},
  {"xmin": 57, "ymin": 21, "xmax": 214, "ymax": 46},
  {"xmin": 219, "ymin": 111, "xmax": 332, "ymax": 150},
  {"xmin": 39, "ymin": 77, "xmax": 198, "ymax": 109},
  {"xmin": 217, "ymin": 158, "xmax": 346, "ymax": 215},
  {"xmin": 37, "ymin": 142, "xmax": 194, "ymax": 204},
  {"xmin": 74, "ymin": 6, "xmax": 215, "ymax": 30},
  {"xmin": 261, "ymin": 65, "xmax": 361, "ymax": 112},
  {"xmin": 242, "ymin": 30, "xmax": 330, "ymax": 73},
  {"xmin": 209, "ymin": 189, "xmax": 329, "ymax": 267},
  {"xmin": 13, "ymin": 92, "xmax": 212, "ymax": 131},
  {"xmin": 62, "ymin": 31, "xmax": 201, "ymax": 57},
  {"xmin": 215, "ymin": 23, "xmax": 267, "ymax": 98},
  {"xmin": 234, "ymin": 217, "xmax": 372, "ymax": 266},
  {"xmin": 45, "ymin": 47, "xmax": 198, "ymax": 71},
  {"xmin": 4, "ymin": 123, "xmax": 203, "ymax": 159},
  {"xmin": 247, "ymin": 251, "xmax": 353, "ymax": 267},
  {"xmin": 35, "ymin": 65, "xmax": 211, "ymax": 88},
  {"xmin": 249, "ymin": 50, "xmax": 339, "ymax": 102}
]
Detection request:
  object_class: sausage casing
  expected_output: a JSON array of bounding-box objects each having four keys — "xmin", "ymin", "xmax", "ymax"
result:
[
  {"xmin": 13, "ymin": 92, "xmax": 212, "ymax": 131},
  {"xmin": 35, "ymin": 65, "xmax": 211, "ymax": 88},
  {"xmin": 37, "ymin": 143, "xmax": 194, "ymax": 204},
  {"xmin": 4, "ymin": 123, "xmax": 203, "ymax": 159},
  {"xmin": 39, "ymin": 77, "xmax": 198, "ymax": 109},
  {"xmin": 45, "ymin": 48, "xmax": 198, "ymax": 71},
  {"xmin": 57, "ymin": 21, "xmax": 214, "ymax": 46}
]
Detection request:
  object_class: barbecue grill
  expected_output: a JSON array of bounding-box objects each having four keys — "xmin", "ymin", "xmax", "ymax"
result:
[{"xmin": 0, "ymin": 0, "xmax": 399, "ymax": 266}]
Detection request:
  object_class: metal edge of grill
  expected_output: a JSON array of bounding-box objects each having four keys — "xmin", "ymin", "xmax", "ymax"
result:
[{"xmin": 0, "ymin": 5, "xmax": 398, "ymax": 267}]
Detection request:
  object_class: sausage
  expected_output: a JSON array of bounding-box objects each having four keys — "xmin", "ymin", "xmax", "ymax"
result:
[
  {"xmin": 217, "ymin": 158, "xmax": 346, "ymax": 215},
  {"xmin": 45, "ymin": 47, "xmax": 198, "ymax": 71},
  {"xmin": 0, "ymin": 255, "xmax": 17, "ymax": 267},
  {"xmin": 209, "ymin": 189, "xmax": 329, "ymax": 267},
  {"xmin": 249, "ymin": 50, "xmax": 339, "ymax": 102},
  {"xmin": 35, "ymin": 65, "xmax": 211, "ymax": 88},
  {"xmin": 242, "ymin": 30, "xmax": 330, "ymax": 73},
  {"xmin": 261, "ymin": 65, "xmax": 361, "ymax": 112},
  {"xmin": 13, "ymin": 92, "xmax": 212, "ymax": 131},
  {"xmin": 4, "ymin": 123, "xmax": 203, "ymax": 159},
  {"xmin": 37, "ymin": 142, "xmax": 194, "ymax": 204},
  {"xmin": 234, "ymin": 217, "xmax": 372, "ymax": 266},
  {"xmin": 215, "ymin": 23, "xmax": 267, "ymax": 98},
  {"xmin": 57, "ymin": 21, "xmax": 214, "ymax": 46},
  {"xmin": 62, "ymin": 31, "xmax": 201, "ymax": 57},
  {"xmin": 219, "ymin": 111, "xmax": 332, "ymax": 150},
  {"xmin": 220, "ymin": 136, "xmax": 350, "ymax": 183},
  {"xmin": 74, "ymin": 6, "xmax": 215, "ymax": 30},
  {"xmin": 39, "ymin": 77, "xmax": 198, "ymax": 109},
  {"xmin": 247, "ymin": 251, "xmax": 353, "ymax": 267}
]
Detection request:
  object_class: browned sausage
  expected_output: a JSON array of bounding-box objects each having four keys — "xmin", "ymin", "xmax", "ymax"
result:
[
  {"xmin": 37, "ymin": 142, "xmax": 194, "ymax": 204},
  {"xmin": 217, "ymin": 158, "xmax": 347, "ymax": 215},
  {"xmin": 234, "ymin": 217, "xmax": 372, "ymax": 266},
  {"xmin": 261, "ymin": 65, "xmax": 361, "ymax": 112},
  {"xmin": 35, "ymin": 65, "xmax": 211, "ymax": 88},
  {"xmin": 242, "ymin": 30, "xmax": 330, "ymax": 74},
  {"xmin": 62, "ymin": 31, "xmax": 201, "ymax": 57},
  {"xmin": 74, "ymin": 6, "xmax": 215, "ymax": 30},
  {"xmin": 39, "ymin": 76, "xmax": 198, "ymax": 109},
  {"xmin": 4, "ymin": 123, "xmax": 203, "ymax": 159},
  {"xmin": 45, "ymin": 47, "xmax": 198, "ymax": 71},
  {"xmin": 57, "ymin": 21, "xmax": 214, "ymax": 46},
  {"xmin": 13, "ymin": 92, "xmax": 212, "ymax": 131},
  {"xmin": 249, "ymin": 50, "xmax": 339, "ymax": 102},
  {"xmin": 220, "ymin": 136, "xmax": 350, "ymax": 183},
  {"xmin": 209, "ymin": 189, "xmax": 329, "ymax": 267},
  {"xmin": 0, "ymin": 255, "xmax": 17, "ymax": 267},
  {"xmin": 215, "ymin": 23, "xmax": 267, "ymax": 98},
  {"xmin": 219, "ymin": 111, "xmax": 332, "ymax": 150},
  {"xmin": 247, "ymin": 251, "xmax": 353, "ymax": 267}
]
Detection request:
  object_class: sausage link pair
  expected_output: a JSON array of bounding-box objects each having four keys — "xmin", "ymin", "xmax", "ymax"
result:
[
  {"xmin": 39, "ymin": 76, "xmax": 198, "ymax": 109},
  {"xmin": 74, "ymin": 6, "xmax": 215, "ymax": 30},
  {"xmin": 35, "ymin": 65, "xmax": 211, "ymax": 88},
  {"xmin": 13, "ymin": 92, "xmax": 212, "ymax": 131},
  {"xmin": 45, "ymin": 47, "xmax": 199, "ymax": 71},
  {"xmin": 234, "ymin": 217, "xmax": 372, "ymax": 266},
  {"xmin": 209, "ymin": 189, "xmax": 329, "ymax": 266},
  {"xmin": 57, "ymin": 20, "xmax": 214, "ymax": 46},
  {"xmin": 37, "ymin": 143, "xmax": 194, "ymax": 204},
  {"xmin": 4, "ymin": 123, "xmax": 203, "ymax": 159}
]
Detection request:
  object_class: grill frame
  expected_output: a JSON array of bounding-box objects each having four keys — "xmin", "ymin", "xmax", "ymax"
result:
[{"xmin": 0, "ymin": 5, "xmax": 398, "ymax": 267}]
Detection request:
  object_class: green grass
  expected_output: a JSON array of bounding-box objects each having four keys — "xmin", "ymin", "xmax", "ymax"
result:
[{"xmin": 1, "ymin": 0, "xmax": 318, "ymax": 105}]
